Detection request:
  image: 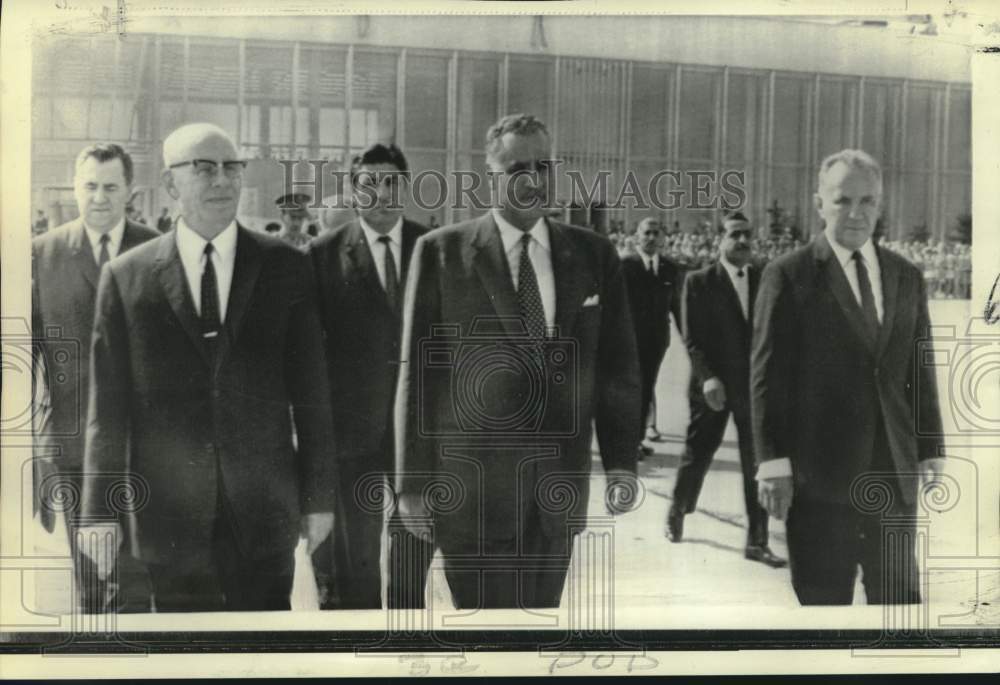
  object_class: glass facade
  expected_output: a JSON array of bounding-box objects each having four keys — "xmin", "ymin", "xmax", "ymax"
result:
[{"xmin": 32, "ymin": 33, "xmax": 971, "ymax": 240}]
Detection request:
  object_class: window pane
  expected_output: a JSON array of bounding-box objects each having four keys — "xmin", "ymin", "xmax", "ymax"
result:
[
  {"xmin": 508, "ymin": 58, "xmax": 553, "ymax": 123},
  {"xmin": 630, "ymin": 65, "xmax": 671, "ymax": 159},
  {"xmin": 862, "ymin": 82, "xmax": 897, "ymax": 164},
  {"xmin": 405, "ymin": 54, "xmax": 448, "ymax": 149},
  {"xmin": 769, "ymin": 167, "xmax": 807, "ymax": 234},
  {"xmin": 354, "ymin": 50, "xmax": 398, "ymax": 145},
  {"xmin": 725, "ymin": 73, "xmax": 764, "ymax": 163},
  {"xmin": 941, "ymin": 173, "xmax": 971, "ymax": 236},
  {"xmin": 188, "ymin": 42, "xmax": 240, "ymax": 104},
  {"xmin": 899, "ymin": 172, "xmax": 931, "ymax": 235},
  {"xmin": 905, "ymin": 86, "xmax": 934, "ymax": 169},
  {"xmin": 404, "ymin": 151, "xmax": 448, "ymax": 223},
  {"xmin": 947, "ymin": 89, "xmax": 970, "ymax": 171},
  {"xmin": 457, "ymin": 57, "xmax": 499, "ymax": 151},
  {"xmin": 772, "ymin": 77, "xmax": 807, "ymax": 164},
  {"xmin": 817, "ymin": 79, "xmax": 856, "ymax": 159},
  {"xmin": 678, "ymin": 69, "xmax": 717, "ymax": 161}
]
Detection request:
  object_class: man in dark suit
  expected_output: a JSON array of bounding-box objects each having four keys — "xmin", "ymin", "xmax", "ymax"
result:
[
  {"xmin": 667, "ymin": 213, "xmax": 785, "ymax": 568},
  {"xmin": 752, "ymin": 149, "xmax": 945, "ymax": 605},
  {"xmin": 79, "ymin": 123, "xmax": 336, "ymax": 612},
  {"xmin": 395, "ymin": 113, "xmax": 641, "ymax": 609},
  {"xmin": 32, "ymin": 143, "xmax": 159, "ymax": 612},
  {"xmin": 308, "ymin": 143, "xmax": 433, "ymax": 610},
  {"xmin": 621, "ymin": 217, "xmax": 683, "ymax": 455}
]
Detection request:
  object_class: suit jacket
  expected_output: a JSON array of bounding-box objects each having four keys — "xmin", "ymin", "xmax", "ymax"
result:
[
  {"xmin": 81, "ymin": 225, "xmax": 336, "ymax": 564},
  {"xmin": 750, "ymin": 233, "xmax": 944, "ymax": 505},
  {"xmin": 32, "ymin": 220, "xmax": 159, "ymax": 509},
  {"xmin": 308, "ymin": 218, "xmax": 426, "ymax": 481},
  {"xmin": 621, "ymin": 252, "xmax": 683, "ymax": 360},
  {"xmin": 683, "ymin": 260, "xmax": 761, "ymax": 403},
  {"xmin": 394, "ymin": 213, "xmax": 642, "ymax": 544}
]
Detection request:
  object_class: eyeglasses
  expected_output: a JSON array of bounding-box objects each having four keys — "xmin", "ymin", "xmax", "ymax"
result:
[{"xmin": 169, "ymin": 159, "xmax": 248, "ymax": 180}]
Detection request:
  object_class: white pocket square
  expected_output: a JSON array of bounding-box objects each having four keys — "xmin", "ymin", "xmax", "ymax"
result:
[{"xmin": 582, "ymin": 295, "xmax": 600, "ymax": 307}]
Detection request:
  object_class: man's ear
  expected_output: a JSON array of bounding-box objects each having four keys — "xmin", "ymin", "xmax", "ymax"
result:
[
  {"xmin": 162, "ymin": 169, "xmax": 179, "ymax": 200},
  {"xmin": 812, "ymin": 192, "xmax": 822, "ymax": 213}
]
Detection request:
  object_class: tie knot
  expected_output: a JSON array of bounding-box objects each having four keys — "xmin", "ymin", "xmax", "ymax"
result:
[
  {"xmin": 736, "ymin": 268, "xmax": 745, "ymax": 278},
  {"xmin": 99, "ymin": 234, "xmax": 110, "ymax": 245},
  {"xmin": 520, "ymin": 232, "xmax": 532, "ymax": 249},
  {"xmin": 852, "ymin": 251, "xmax": 864, "ymax": 265},
  {"xmin": 204, "ymin": 243, "xmax": 215, "ymax": 258},
  {"xmin": 378, "ymin": 235, "xmax": 391, "ymax": 245}
]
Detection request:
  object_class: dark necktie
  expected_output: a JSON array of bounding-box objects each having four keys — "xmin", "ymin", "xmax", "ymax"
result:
[
  {"xmin": 97, "ymin": 234, "xmax": 110, "ymax": 268},
  {"xmin": 852, "ymin": 251, "xmax": 879, "ymax": 342},
  {"xmin": 378, "ymin": 235, "xmax": 399, "ymax": 313},
  {"xmin": 647, "ymin": 257, "xmax": 654, "ymax": 275},
  {"xmin": 516, "ymin": 233, "xmax": 546, "ymax": 339},
  {"xmin": 201, "ymin": 243, "xmax": 221, "ymax": 342}
]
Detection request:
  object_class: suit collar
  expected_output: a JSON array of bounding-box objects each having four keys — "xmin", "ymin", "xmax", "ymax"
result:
[
  {"xmin": 813, "ymin": 233, "xmax": 879, "ymax": 355},
  {"xmin": 68, "ymin": 220, "xmax": 100, "ymax": 290},
  {"xmin": 345, "ymin": 219, "xmax": 394, "ymax": 315}
]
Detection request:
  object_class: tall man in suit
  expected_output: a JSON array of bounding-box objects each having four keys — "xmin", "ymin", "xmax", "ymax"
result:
[
  {"xmin": 752, "ymin": 149, "xmax": 945, "ymax": 604},
  {"xmin": 621, "ymin": 217, "xmax": 683, "ymax": 455},
  {"xmin": 79, "ymin": 123, "xmax": 336, "ymax": 612},
  {"xmin": 395, "ymin": 113, "xmax": 641, "ymax": 609},
  {"xmin": 33, "ymin": 143, "xmax": 159, "ymax": 612},
  {"xmin": 667, "ymin": 213, "xmax": 785, "ymax": 568},
  {"xmin": 308, "ymin": 143, "xmax": 433, "ymax": 610}
]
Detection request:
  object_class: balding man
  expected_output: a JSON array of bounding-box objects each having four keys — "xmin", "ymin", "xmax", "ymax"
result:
[
  {"xmin": 80, "ymin": 123, "xmax": 336, "ymax": 612},
  {"xmin": 621, "ymin": 217, "xmax": 683, "ymax": 455},
  {"xmin": 752, "ymin": 149, "xmax": 944, "ymax": 604}
]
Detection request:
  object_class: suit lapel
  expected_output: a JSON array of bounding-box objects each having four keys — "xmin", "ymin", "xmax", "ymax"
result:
[
  {"xmin": 875, "ymin": 246, "xmax": 899, "ymax": 360},
  {"xmin": 221, "ymin": 225, "xmax": 264, "ymax": 355},
  {"xmin": 747, "ymin": 263, "xmax": 761, "ymax": 322},
  {"xmin": 549, "ymin": 220, "xmax": 592, "ymax": 338},
  {"xmin": 471, "ymin": 214, "xmax": 523, "ymax": 336},
  {"xmin": 155, "ymin": 232, "xmax": 211, "ymax": 366},
  {"xmin": 345, "ymin": 220, "xmax": 393, "ymax": 315},
  {"xmin": 814, "ymin": 235, "xmax": 877, "ymax": 355},
  {"xmin": 400, "ymin": 219, "xmax": 420, "ymax": 286},
  {"xmin": 714, "ymin": 261, "xmax": 747, "ymax": 329},
  {"xmin": 68, "ymin": 221, "xmax": 100, "ymax": 291},
  {"xmin": 120, "ymin": 220, "xmax": 146, "ymax": 253}
]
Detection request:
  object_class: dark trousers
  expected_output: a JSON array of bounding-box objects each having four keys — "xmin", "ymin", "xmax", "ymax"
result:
[
  {"xmin": 672, "ymin": 387, "xmax": 767, "ymax": 547},
  {"xmin": 785, "ymin": 424, "xmax": 920, "ymax": 605},
  {"xmin": 312, "ymin": 470, "xmax": 434, "ymax": 610},
  {"xmin": 146, "ymin": 499, "xmax": 294, "ymax": 612},
  {"xmin": 637, "ymin": 343, "xmax": 666, "ymax": 434},
  {"xmin": 441, "ymin": 509, "xmax": 574, "ymax": 610}
]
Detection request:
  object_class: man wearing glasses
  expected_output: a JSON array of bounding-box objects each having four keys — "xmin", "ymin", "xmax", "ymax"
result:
[
  {"xmin": 80, "ymin": 123, "xmax": 336, "ymax": 612},
  {"xmin": 395, "ymin": 114, "xmax": 642, "ymax": 609}
]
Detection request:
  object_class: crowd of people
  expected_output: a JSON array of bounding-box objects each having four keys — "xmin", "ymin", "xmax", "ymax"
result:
[
  {"xmin": 31, "ymin": 112, "xmax": 947, "ymax": 616},
  {"xmin": 610, "ymin": 226, "xmax": 971, "ymax": 299}
]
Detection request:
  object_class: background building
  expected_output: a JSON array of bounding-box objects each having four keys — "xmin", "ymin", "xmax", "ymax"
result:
[{"xmin": 31, "ymin": 14, "xmax": 971, "ymax": 241}]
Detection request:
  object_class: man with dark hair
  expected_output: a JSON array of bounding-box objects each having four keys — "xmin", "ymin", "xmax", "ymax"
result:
[
  {"xmin": 275, "ymin": 192, "xmax": 314, "ymax": 250},
  {"xmin": 752, "ymin": 149, "xmax": 944, "ymax": 604},
  {"xmin": 395, "ymin": 113, "xmax": 641, "ymax": 609},
  {"xmin": 667, "ymin": 212, "xmax": 785, "ymax": 568},
  {"xmin": 80, "ymin": 124, "xmax": 335, "ymax": 612},
  {"xmin": 308, "ymin": 141, "xmax": 433, "ymax": 609},
  {"xmin": 32, "ymin": 142, "xmax": 159, "ymax": 612},
  {"xmin": 156, "ymin": 207, "xmax": 172, "ymax": 233},
  {"xmin": 621, "ymin": 217, "xmax": 683, "ymax": 456}
]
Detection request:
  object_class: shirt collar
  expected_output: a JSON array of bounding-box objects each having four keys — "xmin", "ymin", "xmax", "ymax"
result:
[
  {"xmin": 359, "ymin": 215, "xmax": 403, "ymax": 247},
  {"xmin": 176, "ymin": 217, "xmax": 238, "ymax": 261},
  {"xmin": 825, "ymin": 228, "xmax": 878, "ymax": 271},
  {"xmin": 719, "ymin": 254, "xmax": 748, "ymax": 278},
  {"xmin": 83, "ymin": 218, "xmax": 126, "ymax": 253},
  {"xmin": 492, "ymin": 208, "xmax": 550, "ymax": 254}
]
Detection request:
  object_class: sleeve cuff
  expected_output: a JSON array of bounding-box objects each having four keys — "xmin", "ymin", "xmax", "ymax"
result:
[{"xmin": 756, "ymin": 457, "xmax": 792, "ymax": 480}]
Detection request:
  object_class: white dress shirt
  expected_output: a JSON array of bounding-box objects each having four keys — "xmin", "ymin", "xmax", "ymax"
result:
[
  {"xmin": 825, "ymin": 231, "xmax": 884, "ymax": 324},
  {"xmin": 719, "ymin": 255, "xmax": 750, "ymax": 320},
  {"xmin": 84, "ymin": 219, "xmax": 126, "ymax": 264},
  {"xmin": 757, "ymin": 232, "xmax": 884, "ymax": 481},
  {"xmin": 493, "ymin": 208, "xmax": 556, "ymax": 330},
  {"xmin": 175, "ymin": 218, "xmax": 238, "ymax": 322},
  {"xmin": 359, "ymin": 216, "xmax": 403, "ymax": 291},
  {"xmin": 641, "ymin": 252, "xmax": 659, "ymax": 276}
]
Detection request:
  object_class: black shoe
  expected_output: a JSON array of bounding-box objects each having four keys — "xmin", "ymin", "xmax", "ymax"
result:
[
  {"xmin": 645, "ymin": 427, "xmax": 663, "ymax": 442},
  {"xmin": 744, "ymin": 545, "xmax": 787, "ymax": 568},
  {"xmin": 638, "ymin": 444, "xmax": 652, "ymax": 462},
  {"xmin": 666, "ymin": 509, "xmax": 684, "ymax": 543}
]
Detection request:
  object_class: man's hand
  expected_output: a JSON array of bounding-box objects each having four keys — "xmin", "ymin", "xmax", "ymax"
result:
[
  {"xmin": 76, "ymin": 523, "xmax": 122, "ymax": 580},
  {"xmin": 758, "ymin": 476, "xmax": 793, "ymax": 521},
  {"xmin": 605, "ymin": 468, "xmax": 639, "ymax": 515},
  {"xmin": 703, "ymin": 377, "xmax": 727, "ymax": 412},
  {"xmin": 301, "ymin": 512, "xmax": 334, "ymax": 555},
  {"xmin": 919, "ymin": 457, "xmax": 947, "ymax": 488},
  {"xmin": 398, "ymin": 492, "xmax": 432, "ymax": 541}
]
